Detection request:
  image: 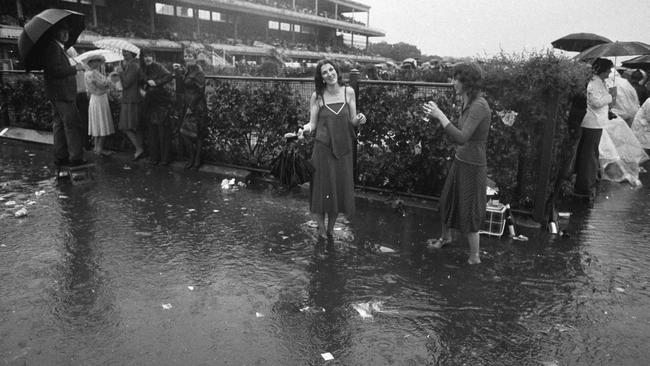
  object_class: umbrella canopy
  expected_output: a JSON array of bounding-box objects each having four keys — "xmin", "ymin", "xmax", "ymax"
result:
[
  {"xmin": 18, "ymin": 8, "xmax": 85, "ymax": 71},
  {"xmin": 621, "ymin": 55, "xmax": 650, "ymax": 70},
  {"xmin": 576, "ymin": 41, "xmax": 650, "ymax": 61},
  {"xmin": 93, "ymin": 38, "xmax": 140, "ymax": 57},
  {"xmin": 551, "ymin": 32, "xmax": 611, "ymax": 52},
  {"xmin": 75, "ymin": 49, "xmax": 123, "ymax": 64}
]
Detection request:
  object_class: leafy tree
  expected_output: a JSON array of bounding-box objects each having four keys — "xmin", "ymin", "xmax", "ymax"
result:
[{"xmin": 369, "ymin": 41, "xmax": 422, "ymax": 62}]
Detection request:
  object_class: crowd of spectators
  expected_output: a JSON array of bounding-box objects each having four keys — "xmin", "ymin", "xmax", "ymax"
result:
[{"xmin": 241, "ymin": 0, "xmax": 367, "ymax": 26}]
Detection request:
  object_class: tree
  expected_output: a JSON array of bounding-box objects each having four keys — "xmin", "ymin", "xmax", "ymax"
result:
[{"xmin": 369, "ymin": 41, "xmax": 422, "ymax": 62}]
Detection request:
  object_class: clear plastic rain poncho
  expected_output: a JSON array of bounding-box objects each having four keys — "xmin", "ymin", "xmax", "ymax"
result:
[
  {"xmin": 598, "ymin": 71, "xmax": 648, "ymax": 187},
  {"xmin": 631, "ymin": 98, "xmax": 650, "ymax": 149}
]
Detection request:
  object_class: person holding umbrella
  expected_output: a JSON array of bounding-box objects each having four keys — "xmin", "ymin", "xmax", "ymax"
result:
[
  {"xmin": 574, "ymin": 58, "xmax": 615, "ymax": 200},
  {"xmin": 43, "ymin": 21, "xmax": 87, "ymax": 166},
  {"xmin": 83, "ymin": 54, "xmax": 114, "ymax": 156}
]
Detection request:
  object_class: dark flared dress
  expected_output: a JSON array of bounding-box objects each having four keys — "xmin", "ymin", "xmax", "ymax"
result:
[
  {"xmin": 439, "ymin": 96, "xmax": 491, "ymax": 233},
  {"xmin": 310, "ymin": 100, "xmax": 356, "ymax": 216}
]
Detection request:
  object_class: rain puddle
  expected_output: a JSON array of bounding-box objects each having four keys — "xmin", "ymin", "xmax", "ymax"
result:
[{"xmin": 2, "ymin": 141, "xmax": 650, "ymax": 365}]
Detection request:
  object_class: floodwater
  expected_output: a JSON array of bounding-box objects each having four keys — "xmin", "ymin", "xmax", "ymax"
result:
[{"xmin": 1, "ymin": 140, "xmax": 650, "ymax": 366}]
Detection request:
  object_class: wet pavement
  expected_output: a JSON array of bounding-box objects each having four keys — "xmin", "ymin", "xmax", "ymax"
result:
[{"xmin": 1, "ymin": 140, "xmax": 650, "ymax": 366}]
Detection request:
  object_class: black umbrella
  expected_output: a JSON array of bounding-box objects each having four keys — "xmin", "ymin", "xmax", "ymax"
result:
[
  {"xmin": 551, "ymin": 33, "xmax": 612, "ymax": 52},
  {"xmin": 18, "ymin": 8, "xmax": 85, "ymax": 71},
  {"xmin": 622, "ymin": 55, "xmax": 650, "ymax": 70},
  {"xmin": 270, "ymin": 136, "xmax": 314, "ymax": 188}
]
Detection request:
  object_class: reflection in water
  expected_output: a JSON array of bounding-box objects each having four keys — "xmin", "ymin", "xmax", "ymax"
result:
[{"xmin": 1, "ymin": 142, "xmax": 650, "ymax": 365}]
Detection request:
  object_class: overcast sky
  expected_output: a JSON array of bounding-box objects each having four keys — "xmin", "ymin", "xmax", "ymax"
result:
[{"xmin": 365, "ymin": 0, "xmax": 650, "ymax": 58}]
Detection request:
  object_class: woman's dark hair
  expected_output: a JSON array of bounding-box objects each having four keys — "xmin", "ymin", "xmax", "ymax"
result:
[
  {"xmin": 592, "ymin": 58, "xmax": 614, "ymax": 74},
  {"xmin": 314, "ymin": 59, "xmax": 343, "ymax": 97},
  {"xmin": 453, "ymin": 62, "xmax": 484, "ymax": 103}
]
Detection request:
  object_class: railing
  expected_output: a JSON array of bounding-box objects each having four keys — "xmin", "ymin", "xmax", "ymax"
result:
[{"xmin": 3, "ymin": 70, "xmax": 555, "ymax": 220}]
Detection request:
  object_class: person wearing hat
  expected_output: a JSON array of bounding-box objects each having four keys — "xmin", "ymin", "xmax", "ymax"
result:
[
  {"xmin": 84, "ymin": 53, "xmax": 115, "ymax": 156},
  {"xmin": 140, "ymin": 48, "xmax": 174, "ymax": 165},
  {"xmin": 43, "ymin": 21, "xmax": 87, "ymax": 167}
]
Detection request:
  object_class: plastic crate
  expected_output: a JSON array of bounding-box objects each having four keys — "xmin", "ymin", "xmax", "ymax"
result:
[{"xmin": 479, "ymin": 203, "xmax": 506, "ymax": 236}]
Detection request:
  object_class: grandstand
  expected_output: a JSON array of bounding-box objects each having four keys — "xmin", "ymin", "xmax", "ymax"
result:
[{"xmin": 0, "ymin": 0, "xmax": 390, "ymax": 71}]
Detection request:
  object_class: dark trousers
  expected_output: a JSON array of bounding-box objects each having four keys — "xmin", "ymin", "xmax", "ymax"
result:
[
  {"xmin": 574, "ymin": 127, "xmax": 602, "ymax": 196},
  {"xmin": 52, "ymin": 100, "xmax": 84, "ymax": 163},
  {"xmin": 148, "ymin": 121, "xmax": 172, "ymax": 164},
  {"xmin": 76, "ymin": 93, "xmax": 92, "ymax": 150}
]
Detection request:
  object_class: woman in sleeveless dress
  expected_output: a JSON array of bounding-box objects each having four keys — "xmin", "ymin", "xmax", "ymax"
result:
[
  {"xmin": 299, "ymin": 60, "xmax": 367, "ymax": 238},
  {"xmin": 84, "ymin": 54, "xmax": 115, "ymax": 156}
]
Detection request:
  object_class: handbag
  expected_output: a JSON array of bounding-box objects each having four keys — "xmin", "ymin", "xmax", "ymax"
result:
[{"xmin": 180, "ymin": 108, "xmax": 199, "ymax": 138}]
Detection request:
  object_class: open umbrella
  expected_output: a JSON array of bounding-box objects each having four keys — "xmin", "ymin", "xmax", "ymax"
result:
[
  {"xmin": 576, "ymin": 41, "xmax": 650, "ymax": 61},
  {"xmin": 622, "ymin": 55, "xmax": 650, "ymax": 70},
  {"xmin": 93, "ymin": 38, "xmax": 140, "ymax": 57},
  {"xmin": 18, "ymin": 8, "xmax": 85, "ymax": 71},
  {"xmin": 75, "ymin": 49, "xmax": 123, "ymax": 64},
  {"xmin": 551, "ymin": 33, "xmax": 611, "ymax": 52}
]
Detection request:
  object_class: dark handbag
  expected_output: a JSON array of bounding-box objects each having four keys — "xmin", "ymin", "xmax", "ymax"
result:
[{"xmin": 180, "ymin": 108, "xmax": 199, "ymax": 138}]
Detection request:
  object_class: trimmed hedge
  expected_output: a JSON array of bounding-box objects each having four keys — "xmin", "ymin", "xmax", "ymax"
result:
[{"xmin": 1, "ymin": 51, "xmax": 590, "ymax": 212}]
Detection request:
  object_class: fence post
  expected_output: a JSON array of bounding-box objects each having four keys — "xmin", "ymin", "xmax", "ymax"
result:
[
  {"xmin": 349, "ymin": 69, "xmax": 360, "ymax": 183},
  {"xmin": 532, "ymin": 95, "xmax": 561, "ymax": 224}
]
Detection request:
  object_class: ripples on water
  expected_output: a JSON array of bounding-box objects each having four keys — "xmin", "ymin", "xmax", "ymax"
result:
[{"xmin": 1, "ymin": 142, "xmax": 650, "ymax": 365}]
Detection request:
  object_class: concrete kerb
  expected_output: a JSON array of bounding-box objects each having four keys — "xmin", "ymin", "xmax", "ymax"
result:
[{"xmin": 0, "ymin": 126, "xmax": 440, "ymax": 213}]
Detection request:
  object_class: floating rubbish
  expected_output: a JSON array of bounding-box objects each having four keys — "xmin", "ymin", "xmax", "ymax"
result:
[
  {"xmin": 28, "ymin": 153, "xmax": 36, "ymax": 157},
  {"xmin": 558, "ymin": 212, "xmax": 571, "ymax": 218},
  {"xmin": 221, "ymin": 178, "xmax": 238, "ymax": 190},
  {"xmin": 352, "ymin": 301, "xmax": 383, "ymax": 318},
  {"xmin": 162, "ymin": 303, "xmax": 172, "ymax": 310},
  {"xmin": 512, "ymin": 234, "xmax": 529, "ymax": 241},
  {"xmin": 213, "ymin": 210, "xmax": 219, "ymax": 213},
  {"xmin": 378, "ymin": 246, "xmax": 396, "ymax": 253},
  {"xmin": 321, "ymin": 353, "xmax": 334, "ymax": 361},
  {"xmin": 14, "ymin": 208, "xmax": 27, "ymax": 218},
  {"xmin": 255, "ymin": 312, "xmax": 264, "ymax": 318},
  {"xmin": 281, "ymin": 236, "xmax": 289, "ymax": 240},
  {"xmin": 35, "ymin": 190, "xmax": 45, "ymax": 197},
  {"xmin": 539, "ymin": 361, "xmax": 559, "ymax": 366},
  {"xmin": 305, "ymin": 220, "xmax": 318, "ymax": 228},
  {"xmin": 58, "ymin": 195, "xmax": 69, "ymax": 199},
  {"xmin": 615, "ymin": 287, "xmax": 625, "ymax": 293},
  {"xmin": 237, "ymin": 181, "xmax": 247, "ymax": 187},
  {"xmin": 188, "ymin": 209, "xmax": 196, "ymax": 212},
  {"xmin": 123, "ymin": 165, "xmax": 131, "ymax": 170},
  {"xmin": 188, "ymin": 286, "xmax": 195, "ymax": 291},
  {"xmin": 300, "ymin": 306, "xmax": 326, "ymax": 314},
  {"xmin": 26, "ymin": 200, "xmax": 36, "ymax": 205}
]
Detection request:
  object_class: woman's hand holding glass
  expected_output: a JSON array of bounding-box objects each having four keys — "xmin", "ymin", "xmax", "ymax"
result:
[{"xmin": 422, "ymin": 101, "xmax": 441, "ymax": 121}]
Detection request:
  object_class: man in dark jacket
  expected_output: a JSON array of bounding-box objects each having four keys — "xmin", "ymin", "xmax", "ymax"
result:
[
  {"xmin": 43, "ymin": 22, "xmax": 87, "ymax": 166},
  {"xmin": 140, "ymin": 48, "xmax": 174, "ymax": 165}
]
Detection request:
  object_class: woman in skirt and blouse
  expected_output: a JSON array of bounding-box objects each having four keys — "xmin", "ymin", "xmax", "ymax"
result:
[{"xmin": 422, "ymin": 62, "xmax": 491, "ymax": 265}]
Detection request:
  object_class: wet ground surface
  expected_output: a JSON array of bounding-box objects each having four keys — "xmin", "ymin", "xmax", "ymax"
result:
[{"xmin": 1, "ymin": 140, "xmax": 650, "ymax": 366}]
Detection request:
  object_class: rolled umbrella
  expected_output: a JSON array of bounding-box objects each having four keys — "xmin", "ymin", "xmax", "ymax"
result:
[
  {"xmin": 551, "ymin": 32, "xmax": 611, "ymax": 52},
  {"xmin": 18, "ymin": 8, "xmax": 85, "ymax": 71},
  {"xmin": 93, "ymin": 38, "xmax": 140, "ymax": 57}
]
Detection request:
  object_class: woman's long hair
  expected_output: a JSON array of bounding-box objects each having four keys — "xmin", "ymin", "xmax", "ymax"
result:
[
  {"xmin": 453, "ymin": 62, "xmax": 484, "ymax": 104},
  {"xmin": 314, "ymin": 59, "xmax": 343, "ymax": 97}
]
